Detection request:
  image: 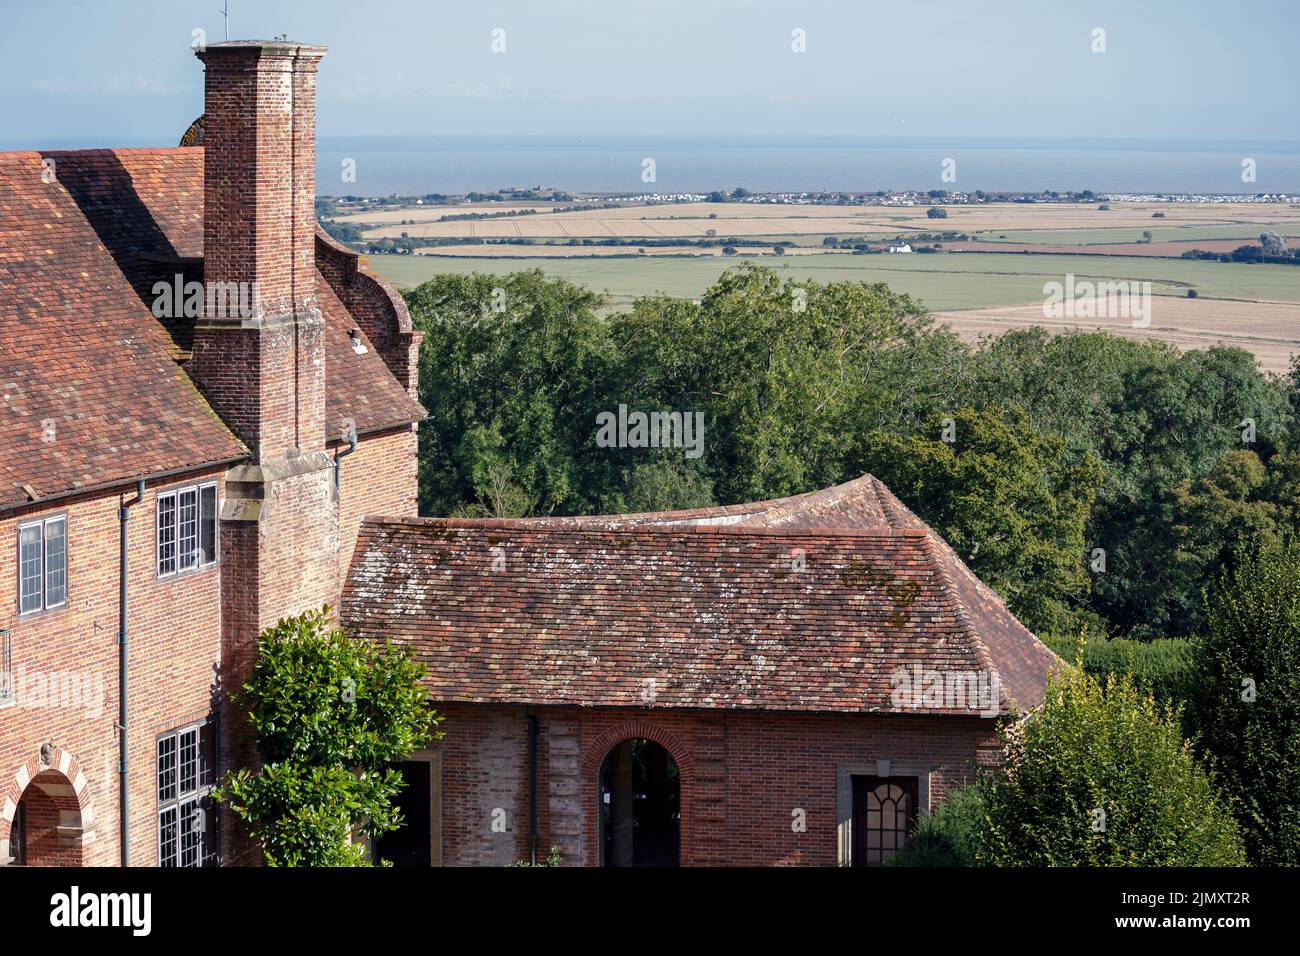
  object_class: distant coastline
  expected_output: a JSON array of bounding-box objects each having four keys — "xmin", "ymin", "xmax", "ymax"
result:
[
  {"xmin": 307, "ymin": 135, "xmax": 1300, "ymax": 197},
  {"xmin": 7, "ymin": 133, "xmax": 1298, "ymax": 196}
]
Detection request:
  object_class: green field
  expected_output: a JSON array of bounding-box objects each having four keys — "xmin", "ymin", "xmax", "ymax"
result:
[{"xmin": 370, "ymin": 252, "xmax": 1300, "ymax": 312}]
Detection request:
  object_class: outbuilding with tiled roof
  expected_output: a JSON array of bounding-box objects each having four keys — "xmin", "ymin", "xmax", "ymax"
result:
[{"xmin": 342, "ymin": 474, "xmax": 1062, "ymax": 867}]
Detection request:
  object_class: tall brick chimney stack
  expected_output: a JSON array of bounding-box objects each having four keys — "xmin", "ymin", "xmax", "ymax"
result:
[
  {"xmin": 190, "ymin": 40, "xmax": 328, "ymax": 461},
  {"xmin": 188, "ymin": 41, "xmax": 340, "ymax": 863}
]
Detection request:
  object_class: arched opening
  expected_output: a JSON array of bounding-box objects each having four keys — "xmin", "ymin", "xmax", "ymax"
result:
[
  {"xmin": 598, "ymin": 739, "xmax": 679, "ymax": 867},
  {"xmin": 9, "ymin": 770, "xmax": 85, "ymax": 866}
]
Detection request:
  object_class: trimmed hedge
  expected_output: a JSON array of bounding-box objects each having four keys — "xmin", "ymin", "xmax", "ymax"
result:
[{"xmin": 1042, "ymin": 634, "xmax": 1197, "ymax": 707}]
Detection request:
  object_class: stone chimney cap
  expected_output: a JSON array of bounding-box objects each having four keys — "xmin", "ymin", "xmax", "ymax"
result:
[{"xmin": 196, "ymin": 40, "xmax": 327, "ymax": 58}]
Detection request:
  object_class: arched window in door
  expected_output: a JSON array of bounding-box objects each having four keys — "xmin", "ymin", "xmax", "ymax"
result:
[{"xmin": 851, "ymin": 775, "xmax": 918, "ymax": 866}]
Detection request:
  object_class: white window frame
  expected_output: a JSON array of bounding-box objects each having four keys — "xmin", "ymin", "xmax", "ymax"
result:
[
  {"xmin": 16, "ymin": 514, "xmax": 68, "ymax": 616},
  {"xmin": 157, "ymin": 482, "xmax": 218, "ymax": 578},
  {"xmin": 157, "ymin": 719, "xmax": 218, "ymax": 867}
]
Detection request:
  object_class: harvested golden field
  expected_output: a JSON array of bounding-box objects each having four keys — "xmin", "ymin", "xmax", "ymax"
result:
[
  {"xmin": 946, "ymin": 237, "xmax": 1300, "ymax": 257},
  {"xmin": 334, "ymin": 203, "xmax": 555, "ymax": 224},
  {"xmin": 412, "ymin": 244, "xmax": 820, "ymax": 258},
  {"xmin": 933, "ymin": 298, "xmax": 1300, "ymax": 373},
  {"xmin": 353, "ymin": 200, "xmax": 1300, "ymax": 242}
]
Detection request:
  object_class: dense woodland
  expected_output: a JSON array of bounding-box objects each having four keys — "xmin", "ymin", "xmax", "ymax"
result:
[{"xmin": 404, "ymin": 264, "xmax": 1300, "ymax": 641}]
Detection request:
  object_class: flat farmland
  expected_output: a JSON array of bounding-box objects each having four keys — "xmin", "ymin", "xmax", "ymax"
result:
[
  {"xmin": 975, "ymin": 223, "xmax": 1300, "ymax": 245},
  {"xmin": 371, "ymin": 250, "xmax": 1300, "ymax": 306},
  {"xmin": 944, "ymin": 237, "xmax": 1300, "ymax": 257},
  {"xmin": 370, "ymin": 242, "xmax": 1299, "ymax": 373},
  {"xmin": 934, "ymin": 298, "xmax": 1300, "ymax": 373},
  {"xmin": 351, "ymin": 200, "xmax": 1300, "ymax": 243},
  {"xmin": 410, "ymin": 243, "xmax": 823, "ymax": 257}
]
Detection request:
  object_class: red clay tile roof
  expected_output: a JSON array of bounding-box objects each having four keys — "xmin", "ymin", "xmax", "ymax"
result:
[
  {"xmin": 0, "ymin": 147, "xmax": 424, "ymax": 508},
  {"xmin": 0, "ymin": 149, "xmax": 245, "ymax": 509},
  {"xmin": 342, "ymin": 475, "xmax": 1061, "ymax": 716},
  {"xmin": 510, "ymin": 473, "xmax": 924, "ymax": 531}
]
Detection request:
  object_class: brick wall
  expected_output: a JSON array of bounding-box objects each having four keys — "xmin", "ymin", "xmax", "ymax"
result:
[
  {"xmin": 0, "ymin": 467, "xmax": 226, "ymax": 867},
  {"xmin": 335, "ymin": 426, "xmax": 419, "ymax": 589},
  {"xmin": 188, "ymin": 239, "xmax": 328, "ymax": 461},
  {"xmin": 20, "ymin": 777, "xmax": 71, "ymax": 865},
  {"xmin": 431, "ymin": 704, "xmax": 1001, "ymax": 867},
  {"xmin": 435, "ymin": 706, "xmax": 529, "ymax": 867},
  {"xmin": 216, "ymin": 459, "xmax": 339, "ymax": 863}
]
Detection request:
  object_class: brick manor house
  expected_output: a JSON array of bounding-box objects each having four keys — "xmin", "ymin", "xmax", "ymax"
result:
[{"xmin": 1, "ymin": 38, "xmax": 1059, "ymax": 868}]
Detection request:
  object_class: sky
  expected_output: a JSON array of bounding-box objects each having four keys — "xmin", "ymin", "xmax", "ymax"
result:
[{"xmin": 1, "ymin": 0, "xmax": 1297, "ymax": 148}]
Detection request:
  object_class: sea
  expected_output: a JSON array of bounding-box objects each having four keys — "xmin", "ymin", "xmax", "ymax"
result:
[
  {"xmin": 8, "ymin": 133, "xmax": 1297, "ymax": 197},
  {"xmin": 311, "ymin": 135, "xmax": 1300, "ymax": 197}
]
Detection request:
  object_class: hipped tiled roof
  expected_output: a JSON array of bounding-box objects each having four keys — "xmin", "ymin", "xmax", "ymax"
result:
[
  {"xmin": 0, "ymin": 147, "xmax": 423, "ymax": 509},
  {"xmin": 342, "ymin": 475, "xmax": 1061, "ymax": 717}
]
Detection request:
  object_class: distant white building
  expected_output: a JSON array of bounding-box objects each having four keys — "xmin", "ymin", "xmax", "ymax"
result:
[{"xmin": 888, "ymin": 242, "xmax": 913, "ymax": 254}]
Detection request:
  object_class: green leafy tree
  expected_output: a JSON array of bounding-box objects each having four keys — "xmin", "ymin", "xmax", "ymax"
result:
[
  {"xmin": 215, "ymin": 607, "xmax": 440, "ymax": 867},
  {"xmin": 613, "ymin": 264, "xmax": 935, "ymax": 505},
  {"xmin": 955, "ymin": 332, "xmax": 1293, "ymax": 636},
  {"xmin": 450, "ymin": 461, "xmax": 538, "ymax": 518},
  {"xmin": 1160, "ymin": 449, "xmax": 1290, "ymax": 626},
  {"xmin": 615, "ymin": 451, "xmax": 717, "ymax": 514},
  {"xmin": 405, "ymin": 271, "xmax": 615, "ymax": 517},
  {"xmin": 1288, "ymin": 355, "xmax": 1300, "ymax": 442},
  {"xmin": 1192, "ymin": 541, "xmax": 1300, "ymax": 865},
  {"xmin": 1040, "ymin": 634, "xmax": 1197, "ymax": 709},
  {"xmin": 979, "ymin": 666, "xmax": 1245, "ymax": 866},
  {"xmin": 859, "ymin": 406, "xmax": 1103, "ymax": 633}
]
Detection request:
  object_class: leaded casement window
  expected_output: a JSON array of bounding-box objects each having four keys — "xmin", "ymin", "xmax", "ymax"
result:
[
  {"xmin": 157, "ymin": 483, "xmax": 218, "ymax": 577},
  {"xmin": 157, "ymin": 720, "xmax": 219, "ymax": 867},
  {"xmin": 17, "ymin": 514, "xmax": 67, "ymax": 615}
]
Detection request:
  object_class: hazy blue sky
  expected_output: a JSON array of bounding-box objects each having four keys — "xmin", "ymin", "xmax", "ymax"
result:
[{"xmin": 1, "ymin": 0, "xmax": 1296, "ymax": 147}]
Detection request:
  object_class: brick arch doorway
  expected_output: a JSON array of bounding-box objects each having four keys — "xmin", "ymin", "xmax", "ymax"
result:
[
  {"xmin": 597, "ymin": 739, "xmax": 680, "ymax": 867},
  {"xmin": 7, "ymin": 769, "xmax": 87, "ymax": 866}
]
